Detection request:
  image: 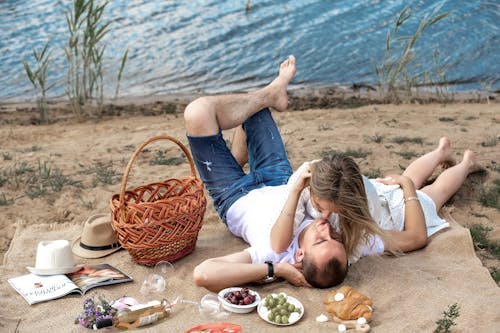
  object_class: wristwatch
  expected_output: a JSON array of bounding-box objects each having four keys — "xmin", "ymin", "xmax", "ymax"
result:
[{"xmin": 262, "ymin": 261, "xmax": 276, "ymax": 283}]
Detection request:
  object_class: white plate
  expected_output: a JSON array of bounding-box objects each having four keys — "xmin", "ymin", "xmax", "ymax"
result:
[
  {"xmin": 257, "ymin": 295, "xmax": 304, "ymax": 326},
  {"xmin": 217, "ymin": 287, "xmax": 261, "ymax": 314}
]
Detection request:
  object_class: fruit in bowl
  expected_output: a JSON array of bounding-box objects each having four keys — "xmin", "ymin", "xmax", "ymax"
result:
[{"xmin": 218, "ymin": 287, "xmax": 261, "ymax": 313}]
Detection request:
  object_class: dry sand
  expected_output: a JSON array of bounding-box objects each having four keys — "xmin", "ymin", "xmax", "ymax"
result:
[{"xmin": 0, "ymin": 96, "xmax": 499, "ymax": 282}]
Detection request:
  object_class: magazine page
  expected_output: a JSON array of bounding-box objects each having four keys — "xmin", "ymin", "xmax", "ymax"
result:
[
  {"xmin": 8, "ymin": 274, "xmax": 80, "ymax": 305},
  {"xmin": 67, "ymin": 264, "xmax": 133, "ymax": 294}
]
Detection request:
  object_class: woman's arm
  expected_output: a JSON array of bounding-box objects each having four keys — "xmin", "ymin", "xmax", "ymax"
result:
[
  {"xmin": 376, "ymin": 174, "xmax": 427, "ymax": 253},
  {"xmin": 193, "ymin": 251, "xmax": 310, "ymax": 292},
  {"xmin": 270, "ymin": 166, "xmax": 311, "ymax": 253}
]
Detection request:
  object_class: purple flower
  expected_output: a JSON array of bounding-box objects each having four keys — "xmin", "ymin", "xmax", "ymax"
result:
[{"xmin": 75, "ymin": 296, "xmax": 116, "ymax": 329}]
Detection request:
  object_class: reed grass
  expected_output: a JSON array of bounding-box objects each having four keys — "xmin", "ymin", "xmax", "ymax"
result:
[
  {"xmin": 374, "ymin": 5, "xmax": 452, "ymax": 102},
  {"xmin": 64, "ymin": 0, "xmax": 128, "ymax": 117},
  {"xmin": 22, "ymin": 41, "xmax": 56, "ymax": 123}
]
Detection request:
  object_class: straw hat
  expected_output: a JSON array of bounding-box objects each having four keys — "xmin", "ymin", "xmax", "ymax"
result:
[
  {"xmin": 27, "ymin": 240, "xmax": 82, "ymax": 275},
  {"xmin": 72, "ymin": 214, "xmax": 122, "ymax": 258}
]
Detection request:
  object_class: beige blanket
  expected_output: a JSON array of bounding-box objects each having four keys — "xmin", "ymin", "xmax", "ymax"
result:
[{"xmin": 1, "ymin": 209, "xmax": 499, "ymax": 333}]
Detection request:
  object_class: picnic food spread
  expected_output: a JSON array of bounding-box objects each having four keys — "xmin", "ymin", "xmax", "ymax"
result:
[
  {"xmin": 324, "ymin": 285, "xmax": 373, "ymax": 332},
  {"xmin": 257, "ymin": 293, "xmax": 304, "ymax": 325},
  {"xmin": 324, "ymin": 285, "xmax": 373, "ymax": 321}
]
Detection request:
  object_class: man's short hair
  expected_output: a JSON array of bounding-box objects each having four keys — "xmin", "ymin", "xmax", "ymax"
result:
[{"xmin": 302, "ymin": 253, "xmax": 348, "ymax": 288}]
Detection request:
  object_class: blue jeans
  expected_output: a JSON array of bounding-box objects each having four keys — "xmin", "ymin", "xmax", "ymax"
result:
[{"xmin": 187, "ymin": 108, "xmax": 293, "ymax": 222}]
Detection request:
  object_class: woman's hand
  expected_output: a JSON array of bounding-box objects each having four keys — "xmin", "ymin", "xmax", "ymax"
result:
[
  {"xmin": 376, "ymin": 174, "xmax": 411, "ymax": 186},
  {"xmin": 275, "ymin": 262, "xmax": 312, "ymax": 287}
]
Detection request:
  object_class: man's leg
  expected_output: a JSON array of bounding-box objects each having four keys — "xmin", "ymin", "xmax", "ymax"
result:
[
  {"xmin": 184, "ymin": 55, "xmax": 296, "ymax": 136},
  {"xmin": 230, "ymin": 126, "xmax": 248, "ymax": 168},
  {"xmin": 420, "ymin": 149, "xmax": 483, "ymax": 210},
  {"xmin": 402, "ymin": 137, "xmax": 454, "ymax": 189}
]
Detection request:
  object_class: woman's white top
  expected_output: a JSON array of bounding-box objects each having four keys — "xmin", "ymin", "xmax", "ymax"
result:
[{"xmin": 291, "ymin": 162, "xmax": 449, "ymax": 264}]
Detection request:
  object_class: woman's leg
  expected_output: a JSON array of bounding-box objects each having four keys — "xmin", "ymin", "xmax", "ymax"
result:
[
  {"xmin": 402, "ymin": 137, "xmax": 454, "ymax": 189},
  {"xmin": 184, "ymin": 55, "xmax": 296, "ymax": 136},
  {"xmin": 420, "ymin": 150, "xmax": 483, "ymax": 211}
]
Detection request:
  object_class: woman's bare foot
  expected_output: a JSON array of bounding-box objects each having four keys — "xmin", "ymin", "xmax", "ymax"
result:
[
  {"xmin": 260, "ymin": 55, "xmax": 296, "ymax": 112},
  {"xmin": 437, "ymin": 137, "xmax": 456, "ymax": 169},
  {"xmin": 462, "ymin": 149, "xmax": 484, "ymax": 174}
]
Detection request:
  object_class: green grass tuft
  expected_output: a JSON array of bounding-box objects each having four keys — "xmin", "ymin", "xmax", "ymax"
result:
[
  {"xmin": 469, "ymin": 224, "xmax": 500, "ymax": 259},
  {"xmin": 477, "ymin": 182, "xmax": 500, "ymax": 210},
  {"xmin": 434, "ymin": 303, "xmax": 460, "ymax": 333},
  {"xmin": 321, "ymin": 148, "xmax": 371, "ymax": 159},
  {"xmin": 150, "ymin": 151, "xmax": 185, "ymax": 166},
  {"xmin": 397, "ymin": 151, "xmax": 418, "ymax": 160},
  {"xmin": 80, "ymin": 162, "xmax": 120, "ymax": 185},
  {"xmin": 438, "ymin": 117, "xmax": 455, "ymax": 122},
  {"xmin": 481, "ymin": 136, "xmax": 497, "ymax": 147},
  {"xmin": 392, "ymin": 136, "xmax": 424, "ymax": 145}
]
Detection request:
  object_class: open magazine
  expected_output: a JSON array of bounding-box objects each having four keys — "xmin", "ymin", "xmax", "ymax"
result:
[{"xmin": 8, "ymin": 264, "xmax": 133, "ymax": 305}]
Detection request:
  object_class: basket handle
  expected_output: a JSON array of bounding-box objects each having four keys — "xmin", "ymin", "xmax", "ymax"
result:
[{"xmin": 118, "ymin": 135, "xmax": 198, "ymax": 222}]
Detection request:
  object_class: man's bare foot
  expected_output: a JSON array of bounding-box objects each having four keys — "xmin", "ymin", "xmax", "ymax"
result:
[
  {"xmin": 262, "ymin": 55, "xmax": 296, "ymax": 112},
  {"xmin": 437, "ymin": 137, "xmax": 456, "ymax": 169},
  {"xmin": 463, "ymin": 149, "xmax": 484, "ymax": 174}
]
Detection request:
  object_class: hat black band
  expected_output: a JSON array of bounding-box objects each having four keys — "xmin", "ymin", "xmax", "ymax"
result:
[{"xmin": 79, "ymin": 242, "xmax": 120, "ymax": 251}]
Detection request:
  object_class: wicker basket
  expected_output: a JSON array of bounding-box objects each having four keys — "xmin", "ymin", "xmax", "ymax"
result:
[{"xmin": 110, "ymin": 135, "xmax": 207, "ymax": 266}]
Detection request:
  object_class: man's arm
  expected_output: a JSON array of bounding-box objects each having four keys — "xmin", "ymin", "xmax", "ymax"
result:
[
  {"xmin": 193, "ymin": 251, "xmax": 310, "ymax": 292},
  {"xmin": 270, "ymin": 166, "xmax": 311, "ymax": 253}
]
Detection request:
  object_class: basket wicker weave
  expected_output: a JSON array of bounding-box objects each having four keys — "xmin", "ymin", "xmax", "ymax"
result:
[{"xmin": 110, "ymin": 135, "xmax": 207, "ymax": 266}]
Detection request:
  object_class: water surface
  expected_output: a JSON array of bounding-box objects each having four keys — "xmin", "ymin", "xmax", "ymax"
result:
[{"xmin": 1, "ymin": 0, "xmax": 498, "ymax": 101}]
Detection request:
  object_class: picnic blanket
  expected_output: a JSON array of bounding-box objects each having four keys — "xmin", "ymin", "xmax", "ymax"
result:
[{"xmin": 1, "ymin": 208, "xmax": 499, "ymax": 332}]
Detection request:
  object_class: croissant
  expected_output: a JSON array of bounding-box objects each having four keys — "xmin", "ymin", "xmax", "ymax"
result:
[{"xmin": 324, "ymin": 285, "xmax": 373, "ymax": 321}]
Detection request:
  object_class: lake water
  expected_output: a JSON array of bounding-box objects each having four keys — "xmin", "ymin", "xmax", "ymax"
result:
[{"xmin": 1, "ymin": 0, "xmax": 499, "ymax": 101}]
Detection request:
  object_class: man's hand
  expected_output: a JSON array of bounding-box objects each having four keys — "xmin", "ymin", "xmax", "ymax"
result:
[
  {"xmin": 275, "ymin": 262, "xmax": 312, "ymax": 287},
  {"xmin": 292, "ymin": 166, "xmax": 311, "ymax": 193}
]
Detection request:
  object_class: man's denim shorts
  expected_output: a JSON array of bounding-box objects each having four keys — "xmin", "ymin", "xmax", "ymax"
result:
[{"xmin": 187, "ymin": 108, "xmax": 293, "ymax": 222}]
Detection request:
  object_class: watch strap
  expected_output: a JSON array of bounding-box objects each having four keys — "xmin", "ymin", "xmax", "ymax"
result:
[{"xmin": 265, "ymin": 261, "xmax": 274, "ymax": 278}]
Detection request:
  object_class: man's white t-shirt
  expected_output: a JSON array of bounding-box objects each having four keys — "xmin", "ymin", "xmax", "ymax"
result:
[{"xmin": 226, "ymin": 182, "xmax": 316, "ymax": 264}]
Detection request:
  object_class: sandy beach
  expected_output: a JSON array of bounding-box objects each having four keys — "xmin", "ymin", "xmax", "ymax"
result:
[
  {"xmin": 1, "ymin": 92, "xmax": 499, "ymax": 273},
  {"xmin": 0, "ymin": 93, "xmax": 499, "ymax": 332}
]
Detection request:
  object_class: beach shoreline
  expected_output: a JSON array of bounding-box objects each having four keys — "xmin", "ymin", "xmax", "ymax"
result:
[{"xmin": 1, "ymin": 86, "xmax": 498, "ymax": 126}]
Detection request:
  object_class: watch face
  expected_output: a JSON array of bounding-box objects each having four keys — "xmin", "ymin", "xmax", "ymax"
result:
[{"xmin": 263, "ymin": 276, "xmax": 276, "ymax": 283}]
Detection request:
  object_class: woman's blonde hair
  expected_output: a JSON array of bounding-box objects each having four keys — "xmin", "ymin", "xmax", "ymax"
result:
[{"xmin": 310, "ymin": 154, "xmax": 388, "ymax": 258}]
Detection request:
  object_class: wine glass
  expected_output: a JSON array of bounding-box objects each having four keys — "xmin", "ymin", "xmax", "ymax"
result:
[
  {"xmin": 140, "ymin": 261, "xmax": 175, "ymax": 300},
  {"xmin": 198, "ymin": 293, "xmax": 229, "ymax": 320}
]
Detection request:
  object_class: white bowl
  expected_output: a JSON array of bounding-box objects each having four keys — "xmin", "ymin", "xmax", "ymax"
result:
[{"xmin": 218, "ymin": 287, "xmax": 261, "ymax": 314}]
